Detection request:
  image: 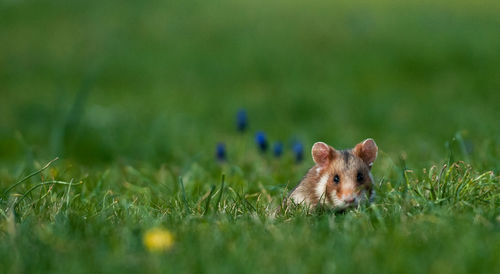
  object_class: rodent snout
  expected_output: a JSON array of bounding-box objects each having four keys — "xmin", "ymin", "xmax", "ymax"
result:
[{"xmin": 344, "ymin": 197, "xmax": 356, "ymax": 204}]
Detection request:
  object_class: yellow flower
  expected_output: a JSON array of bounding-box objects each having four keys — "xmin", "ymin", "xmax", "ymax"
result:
[{"xmin": 143, "ymin": 227, "xmax": 174, "ymax": 252}]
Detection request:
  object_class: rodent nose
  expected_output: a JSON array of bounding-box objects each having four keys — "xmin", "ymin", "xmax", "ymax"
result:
[{"xmin": 345, "ymin": 197, "xmax": 355, "ymax": 204}]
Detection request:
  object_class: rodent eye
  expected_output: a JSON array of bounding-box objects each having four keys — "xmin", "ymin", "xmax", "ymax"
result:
[
  {"xmin": 357, "ymin": 172, "xmax": 364, "ymax": 183},
  {"xmin": 333, "ymin": 174, "xmax": 340, "ymax": 184}
]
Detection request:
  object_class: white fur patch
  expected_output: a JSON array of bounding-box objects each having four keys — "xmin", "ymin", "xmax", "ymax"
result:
[
  {"xmin": 315, "ymin": 174, "xmax": 330, "ymax": 203},
  {"xmin": 329, "ymin": 190, "xmax": 343, "ymax": 207},
  {"xmin": 291, "ymin": 191, "xmax": 306, "ymax": 204},
  {"xmin": 369, "ymin": 189, "xmax": 376, "ymax": 203},
  {"xmin": 369, "ymin": 172, "xmax": 374, "ymax": 182}
]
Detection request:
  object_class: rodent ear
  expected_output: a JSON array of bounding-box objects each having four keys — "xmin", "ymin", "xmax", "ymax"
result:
[
  {"xmin": 312, "ymin": 142, "xmax": 334, "ymax": 167},
  {"xmin": 354, "ymin": 138, "xmax": 378, "ymax": 168}
]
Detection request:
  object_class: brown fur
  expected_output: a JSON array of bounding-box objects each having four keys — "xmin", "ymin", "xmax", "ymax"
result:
[{"xmin": 288, "ymin": 139, "xmax": 378, "ymax": 209}]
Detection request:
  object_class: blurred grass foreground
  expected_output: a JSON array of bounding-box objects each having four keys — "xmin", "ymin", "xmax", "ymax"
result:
[{"xmin": 0, "ymin": 0, "xmax": 499, "ymax": 273}]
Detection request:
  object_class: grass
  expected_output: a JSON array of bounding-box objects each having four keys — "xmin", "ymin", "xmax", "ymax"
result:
[{"xmin": 1, "ymin": 0, "xmax": 500, "ymax": 273}]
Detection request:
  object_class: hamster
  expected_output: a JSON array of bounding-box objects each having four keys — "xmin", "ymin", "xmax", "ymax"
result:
[{"xmin": 288, "ymin": 138, "xmax": 378, "ymax": 210}]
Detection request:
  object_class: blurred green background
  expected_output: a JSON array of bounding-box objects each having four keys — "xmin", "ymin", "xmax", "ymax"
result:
[
  {"xmin": 1, "ymin": 1, "xmax": 500, "ymax": 273},
  {"xmin": 1, "ymin": 0, "xmax": 499, "ymax": 169}
]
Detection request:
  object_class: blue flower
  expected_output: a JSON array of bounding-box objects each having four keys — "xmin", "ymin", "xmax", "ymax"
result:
[
  {"xmin": 216, "ymin": 143, "xmax": 226, "ymax": 161},
  {"xmin": 255, "ymin": 131, "xmax": 268, "ymax": 152},
  {"xmin": 236, "ymin": 109, "xmax": 248, "ymax": 132},
  {"xmin": 293, "ymin": 141, "xmax": 304, "ymax": 163},
  {"xmin": 273, "ymin": 142, "xmax": 283, "ymax": 157}
]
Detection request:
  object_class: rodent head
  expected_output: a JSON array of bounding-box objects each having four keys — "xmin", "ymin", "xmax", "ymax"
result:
[{"xmin": 312, "ymin": 139, "xmax": 378, "ymax": 209}]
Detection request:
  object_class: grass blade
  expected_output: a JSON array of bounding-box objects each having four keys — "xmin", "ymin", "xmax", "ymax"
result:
[
  {"xmin": 215, "ymin": 174, "xmax": 225, "ymax": 211},
  {"xmin": 204, "ymin": 185, "xmax": 216, "ymax": 215},
  {"xmin": 178, "ymin": 176, "xmax": 189, "ymax": 214},
  {"xmin": 2, "ymin": 157, "xmax": 59, "ymax": 197},
  {"xmin": 12, "ymin": 180, "xmax": 82, "ymax": 210}
]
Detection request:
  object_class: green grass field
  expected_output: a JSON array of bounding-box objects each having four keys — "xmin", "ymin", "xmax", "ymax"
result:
[{"xmin": 1, "ymin": 0, "xmax": 499, "ymax": 273}]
